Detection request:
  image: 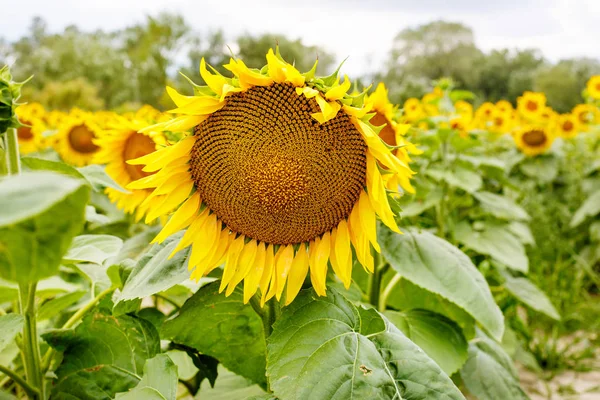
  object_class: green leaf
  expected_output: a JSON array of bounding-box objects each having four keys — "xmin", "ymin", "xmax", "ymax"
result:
[
  {"xmin": 383, "ymin": 277, "xmax": 475, "ymax": 338},
  {"xmin": 78, "ymin": 164, "xmax": 126, "ymax": 192},
  {"xmin": 164, "ymin": 350, "xmax": 198, "ymax": 381},
  {"xmin": 118, "ymin": 233, "xmax": 191, "ymax": 302},
  {"xmin": 38, "ymin": 291, "xmax": 86, "ymax": 321},
  {"xmin": 455, "ymin": 222, "xmax": 529, "ymax": 273},
  {"xmin": 0, "ymin": 390, "xmax": 17, "ymax": 400},
  {"xmin": 0, "ymin": 172, "xmax": 89, "ymax": 283},
  {"xmin": 456, "ymin": 155, "xmax": 505, "ymax": 170},
  {"xmin": 0, "ymin": 276, "xmax": 81, "ymax": 303},
  {"xmin": 114, "ymin": 226, "xmax": 161, "ymax": 263},
  {"xmin": 507, "ymin": 221, "xmax": 535, "ymax": 246},
  {"xmin": 0, "ymin": 314, "xmax": 24, "ymax": 353},
  {"xmin": 115, "ymin": 354, "xmax": 178, "ymax": 400},
  {"xmin": 473, "ymin": 191, "xmax": 530, "ymax": 221},
  {"xmin": 426, "ymin": 166, "xmax": 482, "ymax": 193},
  {"xmin": 501, "ymin": 273, "xmax": 560, "ymax": 320},
  {"xmin": 379, "ymin": 227, "xmax": 504, "ymax": 340},
  {"xmin": 519, "ymin": 156, "xmax": 558, "ymax": 183},
  {"xmin": 384, "ymin": 310, "xmax": 468, "ymax": 375},
  {"xmin": 21, "ymin": 156, "xmax": 86, "ymax": 180},
  {"xmin": 400, "ymin": 188, "xmax": 443, "ymax": 217},
  {"xmin": 267, "ymin": 289, "xmax": 465, "ymax": 400},
  {"xmin": 63, "ymin": 234, "xmax": 124, "ymax": 265},
  {"xmin": 161, "ymin": 281, "xmax": 266, "ymax": 386},
  {"xmin": 460, "ymin": 333, "xmax": 529, "ymax": 400},
  {"xmin": 44, "ymin": 312, "xmax": 160, "ymax": 399},
  {"xmin": 570, "ymin": 189, "xmax": 600, "ymax": 228},
  {"xmin": 199, "ymin": 366, "xmax": 266, "ymax": 400}
]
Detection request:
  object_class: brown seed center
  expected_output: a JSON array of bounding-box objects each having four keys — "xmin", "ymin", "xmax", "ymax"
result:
[
  {"xmin": 522, "ymin": 130, "xmax": 547, "ymax": 147},
  {"xmin": 17, "ymin": 126, "xmax": 34, "ymax": 140},
  {"xmin": 370, "ymin": 112, "xmax": 396, "ymax": 146},
  {"xmin": 123, "ymin": 132, "xmax": 157, "ymax": 181},
  {"xmin": 189, "ymin": 83, "xmax": 367, "ymax": 245},
  {"xmin": 563, "ymin": 120, "xmax": 574, "ymax": 132},
  {"xmin": 526, "ymin": 100, "xmax": 538, "ymax": 112},
  {"xmin": 68, "ymin": 125, "xmax": 99, "ymax": 153}
]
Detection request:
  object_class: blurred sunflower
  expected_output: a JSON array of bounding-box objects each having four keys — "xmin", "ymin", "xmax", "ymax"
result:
[
  {"xmin": 128, "ymin": 49, "xmax": 413, "ymax": 305},
  {"xmin": 55, "ymin": 111, "xmax": 102, "ymax": 166},
  {"xmin": 514, "ymin": 125, "xmax": 554, "ymax": 156},
  {"xmin": 454, "ymin": 100, "xmax": 473, "ymax": 120},
  {"xmin": 94, "ymin": 110, "xmax": 168, "ymax": 220},
  {"xmin": 402, "ymin": 98, "xmax": 424, "ymax": 122},
  {"xmin": 586, "ymin": 75, "xmax": 600, "ymax": 100},
  {"xmin": 365, "ymin": 83, "xmax": 419, "ymax": 194},
  {"xmin": 489, "ymin": 110, "xmax": 512, "ymax": 134},
  {"xmin": 474, "ymin": 102, "xmax": 495, "ymax": 129},
  {"xmin": 556, "ymin": 114, "xmax": 579, "ymax": 139},
  {"xmin": 450, "ymin": 115, "xmax": 471, "ymax": 137},
  {"xmin": 422, "ymin": 91, "xmax": 441, "ymax": 116},
  {"xmin": 517, "ymin": 91, "xmax": 546, "ymax": 121},
  {"xmin": 15, "ymin": 103, "xmax": 47, "ymax": 154},
  {"xmin": 495, "ymin": 100, "xmax": 513, "ymax": 114},
  {"xmin": 572, "ymin": 104, "xmax": 599, "ymax": 129}
]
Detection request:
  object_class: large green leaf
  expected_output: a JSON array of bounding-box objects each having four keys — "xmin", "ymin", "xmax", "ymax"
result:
[
  {"xmin": 21, "ymin": 157, "xmax": 85, "ymax": 180},
  {"xmin": 400, "ymin": 188, "xmax": 443, "ymax": 217},
  {"xmin": 115, "ymin": 354, "xmax": 178, "ymax": 400},
  {"xmin": 199, "ymin": 366, "xmax": 267, "ymax": 400},
  {"xmin": 457, "ymin": 155, "xmax": 505, "ymax": 170},
  {"xmin": 379, "ymin": 227, "xmax": 504, "ymax": 340},
  {"xmin": 78, "ymin": 164, "xmax": 125, "ymax": 192},
  {"xmin": 384, "ymin": 310, "xmax": 468, "ymax": 375},
  {"xmin": 426, "ymin": 166, "xmax": 482, "ymax": 193},
  {"xmin": 519, "ymin": 156, "xmax": 558, "ymax": 183},
  {"xmin": 0, "ymin": 314, "xmax": 24, "ymax": 353},
  {"xmin": 43, "ymin": 312, "xmax": 160, "ymax": 399},
  {"xmin": 570, "ymin": 189, "xmax": 600, "ymax": 228},
  {"xmin": 161, "ymin": 281, "xmax": 266, "ymax": 386},
  {"xmin": 267, "ymin": 288, "xmax": 465, "ymax": 400},
  {"xmin": 507, "ymin": 221, "xmax": 535, "ymax": 246},
  {"xmin": 37, "ymin": 290, "xmax": 86, "ymax": 321},
  {"xmin": 455, "ymin": 222, "xmax": 529, "ymax": 273},
  {"xmin": 118, "ymin": 232, "xmax": 190, "ymax": 302},
  {"xmin": 473, "ymin": 191, "xmax": 530, "ymax": 221},
  {"xmin": 63, "ymin": 234, "xmax": 124, "ymax": 265},
  {"xmin": 383, "ymin": 276, "xmax": 475, "ymax": 338},
  {"xmin": 460, "ymin": 333, "xmax": 529, "ymax": 400},
  {"xmin": 0, "ymin": 276, "xmax": 81, "ymax": 303},
  {"xmin": 501, "ymin": 273, "xmax": 560, "ymax": 320},
  {"xmin": 0, "ymin": 172, "xmax": 90, "ymax": 283}
]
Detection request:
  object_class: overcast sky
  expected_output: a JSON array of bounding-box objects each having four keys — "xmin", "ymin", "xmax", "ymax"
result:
[{"xmin": 2, "ymin": 0, "xmax": 600, "ymax": 76}]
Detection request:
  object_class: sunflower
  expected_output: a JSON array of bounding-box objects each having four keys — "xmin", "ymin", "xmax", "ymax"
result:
[
  {"xmin": 128, "ymin": 49, "xmax": 414, "ymax": 305},
  {"xmin": 517, "ymin": 91, "xmax": 546, "ymax": 121},
  {"xmin": 55, "ymin": 111, "xmax": 103, "ymax": 166},
  {"xmin": 402, "ymin": 98, "xmax": 424, "ymax": 122},
  {"xmin": 422, "ymin": 91, "xmax": 441, "ymax": 116},
  {"xmin": 556, "ymin": 113, "xmax": 579, "ymax": 139},
  {"xmin": 586, "ymin": 75, "xmax": 600, "ymax": 100},
  {"xmin": 514, "ymin": 125, "xmax": 554, "ymax": 156},
  {"xmin": 489, "ymin": 109, "xmax": 512, "ymax": 134},
  {"xmin": 454, "ymin": 100, "xmax": 473, "ymax": 120},
  {"xmin": 572, "ymin": 104, "xmax": 599, "ymax": 130},
  {"xmin": 365, "ymin": 83, "xmax": 419, "ymax": 194},
  {"xmin": 15, "ymin": 103, "xmax": 47, "ymax": 154},
  {"xmin": 474, "ymin": 102, "xmax": 495, "ymax": 129},
  {"xmin": 94, "ymin": 110, "xmax": 169, "ymax": 220},
  {"xmin": 495, "ymin": 100, "xmax": 513, "ymax": 114}
]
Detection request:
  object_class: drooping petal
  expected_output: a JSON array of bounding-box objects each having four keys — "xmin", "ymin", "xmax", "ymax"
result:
[{"xmin": 285, "ymin": 244, "xmax": 309, "ymax": 305}]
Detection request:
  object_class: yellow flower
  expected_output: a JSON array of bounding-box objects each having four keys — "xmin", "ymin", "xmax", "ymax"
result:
[
  {"xmin": 402, "ymin": 98, "xmax": 424, "ymax": 122},
  {"xmin": 455, "ymin": 100, "xmax": 473, "ymax": 120},
  {"xmin": 129, "ymin": 48, "xmax": 414, "ymax": 305},
  {"xmin": 517, "ymin": 91, "xmax": 546, "ymax": 121},
  {"xmin": 422, "ymin": 92, "xmax": 440, "ymax": 116},
  {"xmin": 15, "ymin": 103, "xmax": 47, "ymax": 154},
  {"xmin": 94, "ymin": 111, "xmax": 169, "ymax": 221},
  {"xmin": 495, "ymin": 100, "xmax": 514, "ymax": 114},
  {"xmin": 556, "ymin": 114, "xmax": 579, "ymax": 139},
  {"xmin": 55, "ymin": 110, "xmax": 103, "ymax": 166},
  {"xmin": 586, "ymin": 75, "xmax": 600, "ymax": 100},
  {"xmin": 474, "ymin": 102, "xmax": 495, "ymax": 129},
  {"xmin": 514, "ymin": 125, "xmax": 555, "ymax": 156},
  {"xmin": 572, "ymin": 104, "xmax": 599, "ymax": 130},
  {"xmin": 489, "ymin": 110, "xmax": 513, "ymax": 134},
  {"xmin": 365, "ymin": 83, "xmax": 420, "ymax": 194}
]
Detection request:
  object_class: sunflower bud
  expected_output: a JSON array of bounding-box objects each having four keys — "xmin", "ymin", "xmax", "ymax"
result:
[{"xmin": 0, "ymin": 65, "xmax": 26, "ymax": 134}]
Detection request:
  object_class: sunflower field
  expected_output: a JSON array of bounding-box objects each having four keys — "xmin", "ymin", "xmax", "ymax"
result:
[{"xmin": 0, "ymin": 44, "xmax": 599, "ymax": 400}]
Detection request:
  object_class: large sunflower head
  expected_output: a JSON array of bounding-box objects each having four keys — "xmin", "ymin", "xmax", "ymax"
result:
[
  {"xmin": 517, "ymin": 91, "xmax": 546, "ymax": 121},
  {"xmin": 14, "ymin": 103, "xmax": 47, "ymax": 154},
  {"xmin": 129, "ymin": 48, "xmax": 414, "ymax": 305},
  {"xmin": 55, "ymin": 110, "xmax": 103, "ymax": 166},
  {"xmin": 556, "ymin": 113, "xmax": 579, "ymax": 139},
  {"xmin": 514, "ymin": 125, "xmax": 555, "ymax": 156},
  {"xmin": 94, "ymin": 110, "xmax": 169, "ymax": 221},
  {"xmin": 586, "ymin": 75, "xmax": 600, "ymax": 100}
]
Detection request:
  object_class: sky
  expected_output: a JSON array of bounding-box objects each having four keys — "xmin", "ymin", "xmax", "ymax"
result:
[{"xmin": 2, "ymin": 0, "xmax": 600, "ymax": 76}]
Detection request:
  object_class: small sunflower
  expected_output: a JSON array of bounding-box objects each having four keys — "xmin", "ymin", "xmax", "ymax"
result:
[
  {"xmin": 474, "ymin": 102, "xmax": 495, "ymax": 129},
  {"xmin": 495, "ymin": 100, "xmax": 513, "ymax": 114},
  {"xmin": 556, "ymin": 113, "xmax": 579, "ymax": 139},
  {"xmin": 586, "ymin": 75, "xmax": 600, "ymax": 100},
  {"xmin": 517, "ymin": 91, "xmax": 546, "ymax": 121},
  {"xmin": 514, "ymin": 125, "xmax": 554, "ymax": 156},
  {"xmin": 489, "ymin": 109, "xmax": 512, "ymax": 134},
  {"xmin": 94, "ymin": 110, "xmax": 169, "ymax": 220},
  {"xmin": 402, "ymin": 98, "xmax": 424, "ymax": 122},
  {"xmin": 422, "ymin": 91, "xmax": 441, "ymax": 116},
  {"xmin": 365, "ymin": 83, "xmax": 419, "ymax": 194},
  {"xmin": 572, "ymin": 104, "xmax": 599, "ymax": 130},
  {"xmin": 15, "ymin": 103, "xmax": 47, "ymax": 154},
  {"xmin": 129, "ymin": 49, "xmax": 414, "ymax": 305},
  {"xmin": 55, "ymin": 111, "xmax": 102, "ymax": 166},
  {"xmin": 454, "ymin": 100, "xmax": 473, "ymax": 120}
]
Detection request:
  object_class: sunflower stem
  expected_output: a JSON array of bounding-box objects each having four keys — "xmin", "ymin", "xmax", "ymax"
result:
[
  {"xmin": 5, "ymin": 128, "xmax": 21, "ymax": 175},
  {"xmin": 0, "ymin": 364, "xmax": 40, "ymax": 398},
  {"xmin": 368, "ymin": 252, "xmax": 388, "ymax": 308},
  {"xmin": 379, "ymin": 273, "xmax": 402, "ymax": 312},
  {"xmin": 18, "ymin": 282, "xmax": 44, "ymax": 399}
]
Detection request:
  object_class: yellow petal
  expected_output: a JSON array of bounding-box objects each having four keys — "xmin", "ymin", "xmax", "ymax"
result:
[
  {"xmin": 243, "ymin": 242, "xmax": 266, "ymax": 304},
  {"xmin": 274, "ymin": 244, "xmax": 295, "ymax": 301},
  {"xmin": 309, "ymin": 234, "xmax": 330, "ymax": 296},
  {"xmin": 145, "ymin": 181, "xmax": 194, "ymax": 223},
  {"xmin": 358, "ymin": 191, "xmax": 381, "ymax": 253},
  {"xmin": 168, "ymin": 96, "xmax": 225, "ymax": 116},
  {"xmin": 259, "ymin": 245, "xmax": 276, "ymax": 306},
  {"xmin": 219, "ymin": 235, "xmax": 245, "ymax": 293},
  {"xmin": 325, "ymin": 75, "xmax": 351, "ymax": 101},
  {"xmin": 224, "ymin": 58, "xmax": 273, "ymax": 89},
  {"xmin": 285, "ymin": 244, "xmax": 309, "ymax": 305},
  {"xmin": 348, "ymin": 205, "xmax": 374, "ymax": 272},
  {"xmin": 153, "ymin": 192, "xmax": 201, "ymax": 243},
  {"xmin": 366, "ymin": 153, "xmax": 400, "ymax": 233},
  {"xmin": 227, "ymin": 239, "xmax": 258, "ymax": 296},
  {"xmin": 166, "ymin": 86, "xmax": 196, "ymax": 108},
  {"xmin": 188, "ymin": 213, "xmax": 219, "ymax": 270},
  {"xmin": 333, "ymin": 220, "xmax": 352, "ymax": 288},
  {"xmin": 170, "ymin": 208, "xmax": 209, "ymax": 255},
  {"xmin": 200, "ymin": 227, "xmax": 232, "ymax": 276},
  {"xmin": 200, "ymin": 58, "xmax": 227, "ymax": 96}
]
